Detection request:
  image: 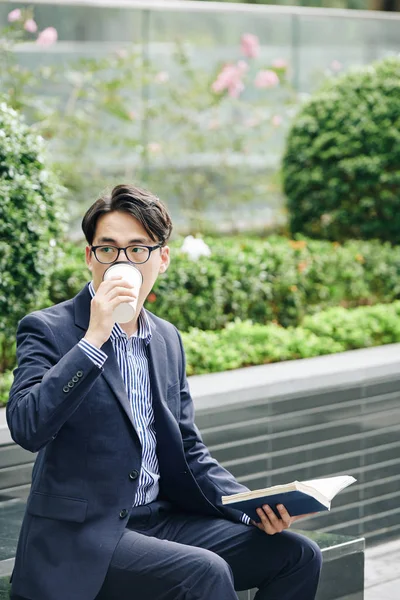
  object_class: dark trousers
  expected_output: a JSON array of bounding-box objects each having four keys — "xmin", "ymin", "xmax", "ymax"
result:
[{"xmin": 94, "ymin": 500, "xmax": 322, "ymax": 600}]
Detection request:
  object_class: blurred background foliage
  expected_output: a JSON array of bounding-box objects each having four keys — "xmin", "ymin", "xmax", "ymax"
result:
[
  {"xmin": 3, "ymin": 0, "xmax": 398, "ymax": 239},
  {"xmin": 0, "ymin": 6, "xmax": 295, "ymax": 235}
]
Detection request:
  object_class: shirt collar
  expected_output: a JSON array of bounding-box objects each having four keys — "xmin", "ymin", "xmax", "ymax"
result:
[{"xmin": 88, "ymin": 281, "xmax": 152, "ymax": 345}]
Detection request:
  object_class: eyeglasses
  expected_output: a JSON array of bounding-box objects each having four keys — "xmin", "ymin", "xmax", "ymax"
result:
[{"xmin": 91, "ymin": 244, "xmax": 162, "ymax": 265}]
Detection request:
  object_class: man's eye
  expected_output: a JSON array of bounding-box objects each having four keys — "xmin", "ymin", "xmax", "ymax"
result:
[
  {"xmin": 100, "ymin": 247, "xmax": 114, "ymax": 253},
  {"xmin": 131, "ymin": 247, "xmax": 145, "ymax": 254}
]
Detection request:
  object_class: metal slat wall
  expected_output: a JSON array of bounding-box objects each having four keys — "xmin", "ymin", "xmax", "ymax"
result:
[
  {"xmin": 194, "ymin": 347, "xmax": 400, "ymax": 545},
  {"xmin": 1, "ymin": 345, "xmax": 400, "ymax": 544}
]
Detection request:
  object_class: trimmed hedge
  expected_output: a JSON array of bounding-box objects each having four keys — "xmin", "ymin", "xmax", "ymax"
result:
[
  {"xmin": 2, "ymin": 300, "xmax": 400, "ymax": 404},
  {"xmin": 282, "ymin": 56, "xmax": 400, "ymax": 242},
  {"xmin": 181, "ymin": 301, "xmax": 400, "ymax": 375},
  {"xmin": 49, "ymin": 235, "xmax": 400, "ymax": 331},
  {"xmin": 0, "ymin": 369, "xmax": 13, "ymax": 408}
]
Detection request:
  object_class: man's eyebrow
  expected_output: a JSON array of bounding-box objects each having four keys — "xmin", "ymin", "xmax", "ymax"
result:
[{"xmin": 96, "ymin": 236, "xmax": 152, "ymax": 245}]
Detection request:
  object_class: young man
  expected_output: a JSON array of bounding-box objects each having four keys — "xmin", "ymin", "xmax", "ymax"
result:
[{"xmin": 7, "ymin": 184, "xmax": 322, "ymax": 600}]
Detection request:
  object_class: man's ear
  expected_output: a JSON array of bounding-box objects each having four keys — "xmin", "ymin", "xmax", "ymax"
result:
[
  {"xmin": 159, "ymin": 246, "xmax": 170, "ymax": 273},
  {"xmin": 85, "ymin": 246, "xmax": 93, "ymax": 271}
]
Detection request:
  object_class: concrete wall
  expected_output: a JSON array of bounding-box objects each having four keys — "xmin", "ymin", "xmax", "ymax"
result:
[
  {"xmin": 191, "ymin": 344, "xmax": 400, "ymax": 544},
  {"xmin": 1, "ymin": 343, "xmax": 400, "ymax": 543}
]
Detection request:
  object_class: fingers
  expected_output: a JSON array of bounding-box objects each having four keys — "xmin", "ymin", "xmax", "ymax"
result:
[
  {"xmin": 256, "ymin": 505, "xmax": 283, "ymax": 535},
  {"xmin": 276, "ymin": 504, "xmax": 292, "ymax": 528},
  {"xmin": 100, "ymin": 276, "xmax": 134, "ymax": 290},
  {"xmin": 108, "ymin": 286, "xmax": 138, "ymax": 300},
  {"xmin": 97, "ymin": 281, "xmax": 138, "ymax": 301},
  {"xmin": 255, "ymin": 504, "xmax": 292, "ymax": 535}
]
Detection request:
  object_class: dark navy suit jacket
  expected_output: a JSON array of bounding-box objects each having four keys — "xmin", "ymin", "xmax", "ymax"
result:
[{"xmin": 7, "ymin": 283, "xmax": 249, "ymax": 600}]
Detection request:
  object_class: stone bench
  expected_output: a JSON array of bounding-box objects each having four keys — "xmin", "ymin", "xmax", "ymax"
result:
[
  {"xmin": 0, "ymin": 409, "xmax": 365, "ymax": 600},
  {"xmin": 238, "ymin": 530, "xmax": 365, "ymax": 600},
  {"xmin": 0, "ymin": 497, "xmax": 364, "ymax": 600}
]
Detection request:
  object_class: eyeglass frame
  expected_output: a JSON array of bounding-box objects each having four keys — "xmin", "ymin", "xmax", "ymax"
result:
[{"xmin": 90, "ymin": 243, "xmax": 163, "ymax": 265}]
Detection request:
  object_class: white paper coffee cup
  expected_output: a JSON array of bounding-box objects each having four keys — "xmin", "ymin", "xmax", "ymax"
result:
[{"xmin": 103, "ymin": 262, "xmax": 143, "ymax": 324}]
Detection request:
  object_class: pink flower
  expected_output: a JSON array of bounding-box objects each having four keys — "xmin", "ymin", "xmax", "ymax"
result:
[
  {"xmin": 272, "ymin": 115, "xmax": 282, "ymax": 127},
  {"xmin": 155, "ymin": 71, "xmax": 169, "ymax": 83},
  {"xmin": 228, "ymin": 80, "xmax": 244, "ymax": 99},
  {"xmin": 237, "ymin": 61, "xmax": 248, "ymax": 74},
  {"xmin": 212, "ymin": 61, "xmax": 247, "ymax": 98},
  {"xmin": 254, "ymin": 70, "xmax": 279, "ymax": 89},
  {"xmin": 240, "ymin": 33, "xmax": 260, "ymax": 59},
  {"xmin": 272, "ymin": 58, "xmax": 288, "ymax": 70},
  {"xmin": 212, "ymin": 64, "xmax": 237, "ymax": 93},
  {"xmin": 24, "ymin": 19, "xmax": 38, "ymax": 33},
  {"xmin": 331, "ymin": 60, "xmax": 342, "ymax": 72},
  {"xmin": 8, "ymin": 9, "xmax": 21, "ymax": 22},
  {"xmin": 36, "ymin": 27, "xmax": 58, "ymax": 47}
]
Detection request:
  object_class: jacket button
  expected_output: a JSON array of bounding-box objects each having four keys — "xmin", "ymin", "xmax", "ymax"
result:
[
  {"xmin": 119, "ymin": 509, "xmax": 128, "ymax": 519},
  {"xmin": 62, "ymin": 386, "xmax": 70, "ymax": 393},
  {"xmin": 72, "ymin": 375, "xmax": 79, "ymax": 383},
  {"xmin": 76, "ymin": 371, "xmax": 83, "ymax": 378},
  {"xmin": 67, "ymin": 381, "xmax": 74, "ymax": 388},
  {"xmin": 129, "ymin": 470, "xmax": 139, "ymax": 481}
]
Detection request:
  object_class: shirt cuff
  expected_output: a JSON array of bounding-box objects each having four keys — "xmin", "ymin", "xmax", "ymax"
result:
[
  {"xmin": 78, "ymin": 339, "xmax": 108, "ymax": 369},
  {"xmin": 241, "ymin": 513, "xmax": 251, "ymax": 526}
]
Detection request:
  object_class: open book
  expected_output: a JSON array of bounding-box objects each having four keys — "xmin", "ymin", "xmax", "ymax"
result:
[{"xmin": 222, "ymin": 475, "xmax": 356, "ymax": 521}]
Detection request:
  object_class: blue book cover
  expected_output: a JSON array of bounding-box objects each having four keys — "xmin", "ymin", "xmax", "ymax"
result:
[
  {"xmin": 228, "ymin": 491, "xmax": 328, "ymax": 522},
  {"xmin": 222, "ymin": 476, "xmax": 357, "ymax": 522}
]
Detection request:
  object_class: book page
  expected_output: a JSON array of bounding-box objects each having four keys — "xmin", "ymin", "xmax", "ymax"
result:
[
  {"xmin": 300, "ymin": 476, "xmax": 356, "ymax": 501},
  {"xmin": 221, "ymin": 482, "xmax": 298, "ymax": 504}
]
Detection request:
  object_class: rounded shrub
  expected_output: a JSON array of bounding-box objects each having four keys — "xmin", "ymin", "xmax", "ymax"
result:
[
  {"xmin": 0, "ymin": 101, "xmax": 66, "ymax": 347},
  {"xmin": 282, "ymin": 56, "xmax": 400, "ymax": 242}
]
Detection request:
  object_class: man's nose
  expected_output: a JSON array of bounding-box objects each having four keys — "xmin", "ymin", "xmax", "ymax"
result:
[{"xmin": 116, "ymin": 249, "xmax": 129, "ymax": 262}]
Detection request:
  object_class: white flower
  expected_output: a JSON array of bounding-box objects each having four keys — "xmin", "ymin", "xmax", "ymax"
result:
[{"xmin": 180, "ymin": 236, "xmax": 211, "ymax": 261}]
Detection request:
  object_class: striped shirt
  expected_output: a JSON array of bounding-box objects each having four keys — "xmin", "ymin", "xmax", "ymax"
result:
[
  {"xmin": 78, "ymin": 281, "xmax": 251, "ymax": 524},
  {"xmin": 78, "ymin": 281, "xmax": 159, "ymax": 506}
]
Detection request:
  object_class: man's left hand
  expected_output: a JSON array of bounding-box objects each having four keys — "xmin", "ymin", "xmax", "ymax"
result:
[{"xmin": 251, "ymin": 504, "xmax": 314, "ymax": 535}]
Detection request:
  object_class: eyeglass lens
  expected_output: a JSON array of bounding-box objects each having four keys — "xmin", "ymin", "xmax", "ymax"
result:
[{"xmin": 95, "ymin": 246, "xmax": 150, "ymax": 264}]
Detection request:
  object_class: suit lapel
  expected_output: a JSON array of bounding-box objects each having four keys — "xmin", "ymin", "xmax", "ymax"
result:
[
  {"xmin": 146, "ymin": 326, "xmax": 185, "ymax": 469},
  {"xmin": 146, "ymin": 321, "xmax": 168, "ymax": 411},
  {"xmin": 73, "ymin": 283, "xmax": 138, "ymax": 432}
]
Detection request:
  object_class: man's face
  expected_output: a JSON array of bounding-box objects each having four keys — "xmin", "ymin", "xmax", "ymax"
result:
[{"xmin": 85, "ymin": 211, "xmax": 170, "ymax": 314}]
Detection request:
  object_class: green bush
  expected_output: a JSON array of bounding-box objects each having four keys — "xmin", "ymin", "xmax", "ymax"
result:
[
  {"xmin": 49, "ymin": 242, "xmax": 89, "ymax": 305},
  {"xmin": 282, "ymin": 56, "xmax": 400, "ymax": 242},
  {"xmin": 0, "ymin": 101, "xmax": 66, "ymax": 369},
  {"xmin": 3, "ymin": 298, "xmax": 400, "ymax": 401},
  {"xmin": 302, "ymin": 302, "xmax": 400, "ymax": 347},
  {"xmin": 181, "ymin": 300, "xmax": 400, "ymax": 375},
  {"xmin": 0, "ymin": 369, "xmax": 14, "ymax": 407},
  {"xmin": 49, "ymin": 235, "xmax": 400, "ymax": 331}
]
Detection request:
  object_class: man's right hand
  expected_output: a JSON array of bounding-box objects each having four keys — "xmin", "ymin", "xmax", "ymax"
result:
[{"xmin": 83, "ymin": 276, "xmax": 138, "ymax": 348}]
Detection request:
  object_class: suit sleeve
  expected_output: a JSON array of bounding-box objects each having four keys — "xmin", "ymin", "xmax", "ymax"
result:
[
  {"xmin": 174, "ymin": 327, "xmax": 251, "ymax": 521},
  {"xmin": 7, "ymin": 312, "xmax": 105, "ymax": 453}
]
